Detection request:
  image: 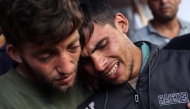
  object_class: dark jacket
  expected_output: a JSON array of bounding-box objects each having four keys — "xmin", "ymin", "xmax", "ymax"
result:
[
  {"xmin": 164, "ymin": 33, "xmax": 190, "ymax": 50},
  {"xmin": 77, "ymin": 42, "xmax": 190, "ymax": 109}
]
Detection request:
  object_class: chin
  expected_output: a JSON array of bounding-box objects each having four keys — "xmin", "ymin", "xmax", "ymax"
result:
[{"xmin": 52, "ymin": 79, "xmax": 75, "ymax": 92}]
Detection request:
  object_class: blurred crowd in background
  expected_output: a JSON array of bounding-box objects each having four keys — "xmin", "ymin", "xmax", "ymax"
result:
[{"xmin": 107, "ymin": 0, "xmax": 190, "ymax": 37}]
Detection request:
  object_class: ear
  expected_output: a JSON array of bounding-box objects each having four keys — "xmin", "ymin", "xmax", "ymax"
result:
[
  {"xmin": 6, "ymin": 44, "xmax": 22, "ymax": 63},
  {"xmin": 114, "ymin": 13, "xmax": 129, "ymax": 34}
]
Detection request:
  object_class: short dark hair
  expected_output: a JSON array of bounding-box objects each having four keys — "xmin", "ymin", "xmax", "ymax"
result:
[
  {"xmin": 0, "ymin": 0, "xmax": 82, "ymax": 49},
  {"xmin": 78, "ymin": 0, "xmax": 116, "ymax": 47}
]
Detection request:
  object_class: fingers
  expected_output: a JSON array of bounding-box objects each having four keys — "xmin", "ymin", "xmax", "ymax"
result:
[{"xmin": 187, "ymin": 102, "xmax": 190, "ymax": 109}]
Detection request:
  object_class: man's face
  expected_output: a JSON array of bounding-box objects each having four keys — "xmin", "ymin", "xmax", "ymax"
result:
[
  {"xmin": 148, "ymin": 0, "xmax": 181, "ymax": 21},
  {"xmin": 19, "ymin": 30, "xmax": 81, "ymax": 92},
  {"xmin": 80, "ymin": 23, "xmax": 135, "ymax": 85}
]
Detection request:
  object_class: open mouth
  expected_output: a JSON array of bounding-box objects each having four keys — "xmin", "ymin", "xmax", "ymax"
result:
[{"xmin": 106, "ymin": 62, "xmax": 119, "ymax": 76}]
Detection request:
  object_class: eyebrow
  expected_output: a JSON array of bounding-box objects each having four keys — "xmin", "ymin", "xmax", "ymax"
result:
[
  {"xmin": 92, "ymin": 37, "xmax": 107, "ymax": 53},
  {"xmin": 32, "ymin": 47, "xmax": 57, "ymax": 56}
]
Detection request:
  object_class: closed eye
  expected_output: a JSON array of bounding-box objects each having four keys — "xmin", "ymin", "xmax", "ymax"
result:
[
  {"xmin": 68, "ymin": 40, "xmax": 81, "ymax": 53},
  {"xmin": 98, "ymin": 39, "xmax": 107, "ymax": 49},
  {"xmin": 37, "ymin": 53, "xmax": 53, "ymax": 62},
  {"xmin": 92, "ymin": 37, "xmax": 108, "ymax": 53}
]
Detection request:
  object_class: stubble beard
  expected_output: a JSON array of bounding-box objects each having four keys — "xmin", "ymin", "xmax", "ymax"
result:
[
  {"xmin": 116, "ymin": 41, "xmax": 134, "ymax": 85},
  {"xmin": 126, "ymin": 40, "xmax": 134, "ymax": 82},
  {"xmin": 153, "ymin": 11, "xmax": 176, "ymax": 23},
  {"xmin": 21, "ymin": 56, "xmax": 77, "ymax": 93}
]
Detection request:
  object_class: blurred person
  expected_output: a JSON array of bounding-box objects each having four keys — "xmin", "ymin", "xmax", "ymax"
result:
[
  {"xmin": 129, "ymin": 0, "xmax": 190, "ymax": 48},
  {"xmin": 77, "ymin": 0, "xmax": 190, "ymax": 108},
  {"xmin": 111, "ymin": 0, "xmax": 152, "ymax": 37},
  {"xmin": 0, "ymin": 0, "xmax": 92, "ymax": 108},
  {"xmin": 0, "ymin": 27, "xmax": 16, "ymax": 75}
]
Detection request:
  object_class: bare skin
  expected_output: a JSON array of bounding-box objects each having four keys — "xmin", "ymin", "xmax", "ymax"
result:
[
  {"xmin": 0, "ymin": 34, "xmax": 6, "ymax": 48},
  {"xmin": 80, "ymin": 13, "xmax": 142, "ymax": 86},
  {"xmin": 7, "ymin": 30, "xmax": 81, "ymax": 92},
  {"xmin": 187, "ymin": 102, "xmax": 190, "ymax": 108}
]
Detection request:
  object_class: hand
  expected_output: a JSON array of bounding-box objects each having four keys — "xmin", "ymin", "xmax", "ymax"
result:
[
  {"xmin": 187, "ymin": 102, "xmax": 190, "ymax": 109},
  {"xmin": 77, "ymin": 66, "xmax": 99, "ymax": 91}
]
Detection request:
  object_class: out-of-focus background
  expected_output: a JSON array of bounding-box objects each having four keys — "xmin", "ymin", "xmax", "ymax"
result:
[
  {"xmin": 178, "ymin": 0, "xmax": 190, "ymax": 22},
  {"xmin": 106, "ymin": 0, "xmax": 190, "ymax": 36}
]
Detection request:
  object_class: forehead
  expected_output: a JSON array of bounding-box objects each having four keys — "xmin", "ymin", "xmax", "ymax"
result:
[
  {"xmin": 81, "ymin": 23, "xmax": 117, "ymax": 55},
  {"xmin": 22, "ymin": 30, "xmax": 80, "ymax": 53},
  {"xmin": 83, "ymin": 24, "xmax": 111, "ymax": 44},
  {"xmin": 81, "ymin": 24, "xmax": 106, "ymax": 54}
]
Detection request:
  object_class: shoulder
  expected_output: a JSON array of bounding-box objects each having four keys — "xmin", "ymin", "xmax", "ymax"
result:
[
  {"xmin": 150, "ymin": 49, "xmax": 190, "ymax": 72},
  {"xmin": 0, "ymin": 75, "xmax": 19, "ymax": 108},
  {"xmin": 164, "ymin": 33, "xmax": 190, "ymax": 50},
  {"xmin": 172, "ymin": 34, "xmax": 190, "ymax": 42},
  {"xmin": 129, "ymin": 26, "xmax": 149, "ymax": 42},
  {"xmin": 131, "ymin": 26, "xmax": 149, "ymax": 37},
  {"xmin": 159, "ymin": 49, "xmax": 190, "ymax": 61},
  {"xmin": 179, "ymin": 19, "xmax": 190, "ymax": 30},
  {"xmin": 179, "ymin": 19, "xmax": 190, "ymax": 25}
]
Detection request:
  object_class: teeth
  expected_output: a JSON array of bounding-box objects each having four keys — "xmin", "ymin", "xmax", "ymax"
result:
[{"xmin": 106, "ymin": 63, "xmax": 118, "ymax": 76}]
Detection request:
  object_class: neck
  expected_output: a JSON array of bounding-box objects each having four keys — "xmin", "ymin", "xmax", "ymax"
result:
[
  {"xmin": 130, "ymin": 43, "xmax": 142, "ymax": 80},
  {"xmin": 0, "ymin": 34, "xmax": 6, "ymax": 48},
  {"xmin": 16, "ymin": 64, "xmax": 38, "ymax": 84},
  {"xmin": 151, "ymin": 17, "xmax": 180, "ymax": 39}
]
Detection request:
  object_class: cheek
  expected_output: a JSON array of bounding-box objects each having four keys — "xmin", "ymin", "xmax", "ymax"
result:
[
  {"xmin": 108, "ymin": 37, "xmax": 123, "ymax": 53},
  {"xmin": 32, "ymin": 63, "xmax": 50, "ymax": 73},
  {"xmin": 30, "ymin": 59, "xmax": 55, "ymax": 74},
  {"xmin": 71, "ymin": 50, "xmax": 81, "ymax": 63}
]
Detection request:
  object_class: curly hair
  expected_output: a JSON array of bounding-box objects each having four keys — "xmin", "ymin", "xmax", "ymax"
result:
[{"xmin": 0, "ymin": 0, "xmax": 82, "ymax": 49}]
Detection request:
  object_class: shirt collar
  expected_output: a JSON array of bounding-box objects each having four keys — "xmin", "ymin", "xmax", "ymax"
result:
[
  {"xmin": 147, "ymin": 20, "xmax": 159, "ymax": 34},
  {"xmin": 147, "ymin": 18, "xmax": 188, "ymax": 34},
  {"xmin": 135, "ymin": 42, "xmax": 150, "ymax": 74}
]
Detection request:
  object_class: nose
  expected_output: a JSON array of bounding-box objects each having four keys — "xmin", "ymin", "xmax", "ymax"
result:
[
  {"xmin": 91, "ymin": 52, "xmax": 107, "ymax": 72},
  {"xmin": 56, "ymin": 53, "xmax": 74, "ymax": 74}
]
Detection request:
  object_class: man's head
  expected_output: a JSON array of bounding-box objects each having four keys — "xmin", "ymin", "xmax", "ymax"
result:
[
  {"xmin": 148, "ymin": 0, "xmax": 181, "ymax": 22},
  {"xmin": 79, "ymin": 0, "xmax": 142, "ymax": 85},
  {"xmin": 0, "ymin": 0, "xmax": 82, "ymax": 92}
]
